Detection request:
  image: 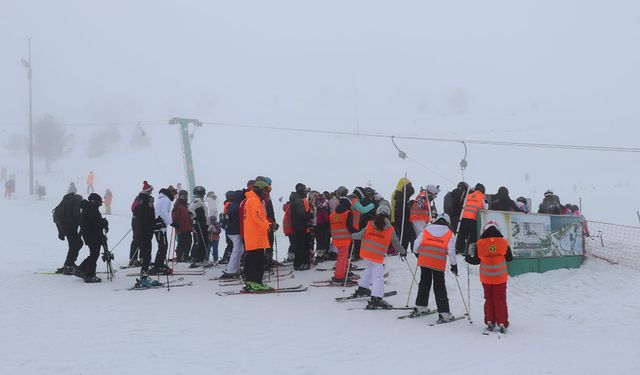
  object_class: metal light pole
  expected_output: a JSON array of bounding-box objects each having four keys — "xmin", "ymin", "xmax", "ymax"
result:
[{"xmin": 20, "ymin": 38, "xmax": 33, "ymax": 195}]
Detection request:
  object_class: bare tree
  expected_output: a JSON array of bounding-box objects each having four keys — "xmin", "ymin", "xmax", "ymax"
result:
[{"xmin": 33, "ymin": 114, "xmax": 73, "ymax": 172}]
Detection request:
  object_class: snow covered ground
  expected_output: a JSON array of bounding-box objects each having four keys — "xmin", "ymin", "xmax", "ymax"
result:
[{"xmin": 2, "ymin": 196, "xmax": 639, "ymax": 375}]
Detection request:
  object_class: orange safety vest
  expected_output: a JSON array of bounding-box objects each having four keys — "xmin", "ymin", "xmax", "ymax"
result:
[
  {"xmin": 409, "ymin": 201, "xmax": 430, "ymax": 222},
  {"xmin": 417, "ymin": 228, "xmax": 453, "ymax": 271},
  {"xmin": 462, "ymin": 191, "xmax": 485, "ymax": 221},
  {"xmin": 476, "ymin": 237, "xmax": 509, "ymax": 284},
  {"xmin": 303, "ymin": 198, "xmax": 313, "ymax": 233},
  {"xmin": 360, "ymin": 222, "xmax": 394, "ymax": 264},
  {"xmin": 351, "ymin": 197, "xmax": 361, "ymax": 231},
  {"xmin": 242, "ymin": 190, "xmax": 271, "ymax": 251},
  {"xmin": 330, "ymin": 211, "xmax": 351, "ymax": 247}
]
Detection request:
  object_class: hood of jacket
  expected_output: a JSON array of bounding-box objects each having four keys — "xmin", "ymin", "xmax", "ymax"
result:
[{"xmin": 480, "ymin": 225, "xmax": 504, "ymax": 239}]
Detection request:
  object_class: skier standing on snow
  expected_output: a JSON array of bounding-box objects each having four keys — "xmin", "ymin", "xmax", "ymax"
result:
[
  {"xmin": 189, "ymin": 186, "xmax": 210, "ymax": 264},
  {"xmin": 171, "ymin": 190, "xmax": 192, "ymax": 262},
  {"xmin": 391, "ymin": 178, "xmax": 416, "ymax": 251},
  {"xmin": 129, "ymin": 181, "xmax": 153, "ymax": 266},
  {"xmin": 465, "ymin": 221, "xmax": 513, "ymax": 333},
  {"xmin": 220, "ymin": 190, "xmax": 245, "ymax": 278},
  {"xmin": 330, "ymin": 196, "xmax": 356, "ymax": 282},
  {"xmin": 351, "ymin": 203, "xmax": 406, "ymax": 309},
  {"xmin": 290, "ymin": 183, "xmax": 314, "ymax": 270},
  {"xmin": 455, "ymin": 183, "xmax": 486, "ymax": 254},
  {"xmin": 255, "ymin": 176, "xmax": 278, "ymax": 270},
  {"xmin": 314, "ymin": 191, "xmax": 331, "ymax": 262},
  {"xmin": 151, "ymin": 185, "xmax": 177, "ymax": 274},
  {"xmin": 133, "ymin": 193, "xmax": 158, "ymax": 284},
  {"xmin": 103, "ymin": 189, "xmax": 113, "ymax": 215},
  {"xmin": 76, "ymin": 193, "xmax": 109, "ymax": 283},
  {"xmin": 55, "ymin": 183, "xmax": 84, "ymax": 275},
  {"xmin": 412, "ymin": 213, "xmax": 458, "ymax": 322},
  {"xmin": 241, "ymin": 180, "xmax": 273, "ymax": 290},
  {"xmin": 219, "ymin": 191, "xmax": 234, "ymax": 264},
  {"xmin": 350, "ymin": 187, "xmax": 375, "ymax": 259}
]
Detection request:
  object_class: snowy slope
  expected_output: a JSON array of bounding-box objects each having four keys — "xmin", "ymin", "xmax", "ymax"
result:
[{"xmin": 2, "ymin": 197, "xmax": 639, "ymax": 375}]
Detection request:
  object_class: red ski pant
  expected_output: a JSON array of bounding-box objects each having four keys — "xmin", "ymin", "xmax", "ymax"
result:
[
  {"xmin": 482, "ymin": 282, "xmax": 509, "ymax": 328},
  {"xmin": 333, "ymin": 243, "xmax": 351, "ymax": 280}
]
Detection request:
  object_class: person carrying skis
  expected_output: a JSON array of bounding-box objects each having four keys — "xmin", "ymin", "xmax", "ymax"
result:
[
  {"xmin": 189, "ymin": 186, "xmax": 210, "ymax": 264},
  {"xmin": 330, "ymin": 197, "xmax": 356, "ymax": 282},
  {"xmin": 351, "ymin": 203, "xmax": 406, "ymax": 309},
  {"xmin": 171, "ymin": 190, "xmax": 193, "ymax": 262},
  {"xmin": 465, "ymin": 221, "xmax": 513, "ymax": 333},
  {"xmin": 241, "ymin": 180, "xmax": 273, "ymax": 290},
  {"xmin": 129, "ymin": 181, "xmax": 154, "ymax": 266},
  {"xmin": 54, "ymin": 183, "xmax": 84, "ymax": 275},
  {"xmin": 412, "ymin": 213, "xmax": 457, "ymax": 322},
  {"xmin": 455, "ymin": 183, "xmax": 486, "ymax": 254},
  {"xmin": 151, "ymin": 185, "xmax": 177, "ymax": 274},
  {"xmin": 76, "ymin": 193, "xmax": 109, "ymax": 283}
]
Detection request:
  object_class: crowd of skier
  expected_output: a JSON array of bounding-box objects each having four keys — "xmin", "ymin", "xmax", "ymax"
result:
[{"xmin": 52, "ymin": 174, "xmax": 586, "ymax": 332}]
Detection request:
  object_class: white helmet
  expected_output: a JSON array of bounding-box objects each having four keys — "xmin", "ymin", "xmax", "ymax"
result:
[{"xmin": 435, "ymin": 213, "xmax": 450, "ymax": 225}]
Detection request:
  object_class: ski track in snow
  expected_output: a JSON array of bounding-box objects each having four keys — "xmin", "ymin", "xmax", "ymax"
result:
[{"xmin": 1, "ymin": 198, "xmax": 640, "ymax": 375}]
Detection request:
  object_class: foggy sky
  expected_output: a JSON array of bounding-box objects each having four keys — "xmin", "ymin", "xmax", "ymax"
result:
[{"xmin": 2, "ymin": 0, "xmax": 640, "ymax": 140}]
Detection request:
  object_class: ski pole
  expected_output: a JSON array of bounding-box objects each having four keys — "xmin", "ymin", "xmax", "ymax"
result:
[
  {"xmin": 164, "ymin": 231, "xmax": 170, "ymax": 291},
  {"xmin": 454, "ymin": 274, "xmax": 471, "ymax": 323},
  {"xmin": 274, "ymin": 234, "xmax": 280, "ymax": 295},
  {"xmin": 110, "ymin": 227, "xmax": 132, "ymax": 253},
  {"xmin": 404, "ymin": 261, "xmax": 419, "ymax": 307},
  {"xmin": 342, "ymin": 241, "xmax": 356, "ymax": 293}
]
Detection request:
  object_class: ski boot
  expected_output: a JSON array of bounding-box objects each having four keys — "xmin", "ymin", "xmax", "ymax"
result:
[
  {"xmin": 55, "ymin": 266, "xmax": 65, "ymax": 274},
  {"xmin": 351, "ymin": 286, "xmax": 371, "ymax": 298},
  {"xmin": 63, "ymin": 264, "xmax": 78, "ymax": 275},
  {"xmin": 485, "ymin": 321, "xmax": 496, "ymax": 332},
  {"xmin": 128, "ymin": 259, "xmax": 142, "ymax": 267},
  {"xmin": 243, "ymin": 282, "xmax": 273, "ymax": 292},
  {"xmin": 366, "ymin": 296, "xmax": 393, "ymax": 310},
  {"xmin": 135, "ymin": 276, "xmax": 162, "ymax": 288},
  {"xmin": 219, "ymin": 271, "xmax": 240, "ymax": 279},
  {"xmin": 84, "ymin": 275, "xmax": 102, "ymax": 283},
  {"xmin": 436, "ymin": 312, "xmax": 455, "ymax": 323},
  {"xmin": 498, "ymin": 323, "xmax": 507, "ymax": 334},
  {"xmin": 409, "ymin": 305, "xmax": 431, "ymax": 318}
]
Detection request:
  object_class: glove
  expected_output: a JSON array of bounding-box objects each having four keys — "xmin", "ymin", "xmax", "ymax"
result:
[
  {"xmin": 464, "ymin": 255, "xmax": 473, "ymax": 264},
  {"xmin": 170, "ymin": 222, "xmax": 180, "ymax": 229},
  {"xmin": 58, "ymin": 232, "xmax": 65, "ymax": 241},
  {"xmin": 450, "ymin": 264, "xmax": 458, "ymax": 276},
  {"xmin": 271, "ymin": 223, "xmax": 280, "ymax": 232},
  {"xmin": 102, "ymin": 218, "xmax": 109, "ymax": 233},
  {"xmin": 156, "ymin": 217, "xmax": 166, "ymax": 228}
]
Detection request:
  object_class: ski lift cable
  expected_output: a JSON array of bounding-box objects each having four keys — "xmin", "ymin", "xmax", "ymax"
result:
[{"xmin": 200, "ymin": 121, "xmax": 640, "ymax": 153}]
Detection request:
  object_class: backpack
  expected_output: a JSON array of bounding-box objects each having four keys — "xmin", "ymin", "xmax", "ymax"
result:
[
  {"xmin": 52, "ymin": 201, "xmax": 66, "ymax": 234},
  {"xmin": 282, "ymin": 202, "xmax": 293, "ymax": 236}
]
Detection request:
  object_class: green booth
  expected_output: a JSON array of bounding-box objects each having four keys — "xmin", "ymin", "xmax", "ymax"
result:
[{"xmin": 477, "ymin": 210, "xmax": 585, "ymax": 277}]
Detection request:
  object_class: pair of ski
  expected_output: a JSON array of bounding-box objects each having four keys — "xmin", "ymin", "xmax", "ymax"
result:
[
  {"xmin": 316, "ymin": 266, "xmax": 364, "ymax": 272},
  {"xmin": 115, "ymin": 277, "xmax": 193, "ymax": 291},
  {"xmin": 217, "ymin": 273, "xmax": 295, "ymax": 287},
  {"xmin": 124, "ymin": 270, "xmax": 205, "ymax": 277},
  {"xmin": 216, "ymin": 284, "xmax": 307, "ymax": 296},
  {"xmin": 35, "ymin": 270, "xmax": 118, "ymax": 275}
]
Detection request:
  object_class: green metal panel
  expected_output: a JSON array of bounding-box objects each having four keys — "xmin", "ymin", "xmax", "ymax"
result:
[
  {"xmin": 169, "ymin": 117, "xmax": 202, "ymax": 195},
  {"xmin": 507, "ymin": 258, "xmax": 539, "ymax": 277},
  {"xmin": 539, "ymin": 256, "xmax": 584, "ymax": 273}
]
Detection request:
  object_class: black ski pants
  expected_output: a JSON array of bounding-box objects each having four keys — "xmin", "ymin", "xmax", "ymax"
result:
[
  {"xmin": 154, "ymin": 231, "xmax": 168, "ymax": 268},
  {"xmin": 244, "ymin": 249, "xmax": 266, "ymax": 284},
  {"xmin": 315, "ymin": 223, "xmax": 331, "ymax": 252},
  {"xmin": 455, "ymin": 218, "xmax": 478, "ymax": 254},
  {"xmin": 78, "ymin": 242, "xmax": 100, "ymax": 278},
  {"xmin": 175, "ymin": 232, "xmax": 192, "ymax": 262},
  {"xmin": 191, "ymin": 224, "xmax": 208, "ymax": 262},
  {"xmin": 293, "ymin": 230, "xmax": 311, "ymax": 269},
  {"xmin": 415, "ymin": 267, "xmax": 450, "ymax": 313},
  {"xmin": 64, "ymin": 230, "xmax": 84, "ymax": 267},
  {"xmin": 139, "ymin": 237, "xmax": 152, "ymax": 272}
]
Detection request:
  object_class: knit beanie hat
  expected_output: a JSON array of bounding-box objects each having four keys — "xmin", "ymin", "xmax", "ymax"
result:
[
  {"xmin": 353, "ymin": 187, "xmax": 365, "ymax": 200},
  {"xmin": 142, "ymin": 180, "xmax": 154, "ymax": 193},
  {"xmin": 376, "ymin": 204, "xmax": 391, "ymax": 216}
]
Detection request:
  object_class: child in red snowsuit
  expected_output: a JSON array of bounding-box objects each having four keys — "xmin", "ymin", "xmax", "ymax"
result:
[{"xmin": 465, "ymin": 221, "xmax": 513, "ymax": 333}]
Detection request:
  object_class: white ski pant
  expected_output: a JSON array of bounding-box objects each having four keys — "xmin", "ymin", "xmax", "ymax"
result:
[
  {"xmin": 358, "ymin": 259, "xmax": 385, "ymax": 298},
  {"xmin": 225, "ymin": 234, "xmax": 244, "ymax": 274}
]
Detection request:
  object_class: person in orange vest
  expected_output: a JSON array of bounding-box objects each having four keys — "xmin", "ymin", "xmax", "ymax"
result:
[
  {"xmin": 410, "ymin": 189, "xmax": 431, "ymax": 236},
  {"xmin": 465, "ymin": 221, "xmax": 513, "ymax": 333},
  {"xmin": 242, "ymin": 180, "xmax": 274, "ymax": 290},
  {"xmin": 330, "ymin": 197, "xmax": 357, "ymax": 282},
  {"xmin": 411, "ymin": 213, "xmax": 458, "ymax": 322},
  {"xmin": 455, "ymin": 183, "xmax": 486, "ymax": 254},
  {"xmin": 350, "ymin": 187, "xmax": 375, "ymax": 261},
  {"xmin": 103, "ymin": 189, "xmax": 113, "ymax": 215},
  {"xmin": 86, "ymin": 171, "xmax": 95, "ymax": 194},
  {"xmin": 351, "ymin": 202, "xmax": 406, "ymax": 309}
]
